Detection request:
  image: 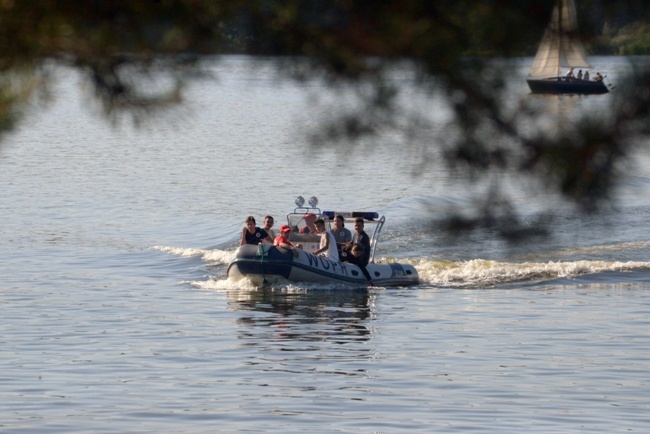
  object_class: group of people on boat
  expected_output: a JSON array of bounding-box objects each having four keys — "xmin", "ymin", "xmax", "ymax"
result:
[
  {"xmin": 562, "ymin": 67, "xmax": 603, "ymax": 82},
  {"xmin": 239, "ymin": 214, "xmax": 374, "ymax": 282},
  {"xmin": 240, "ymin": 215, "xmax": 275, "ymax": 245}
]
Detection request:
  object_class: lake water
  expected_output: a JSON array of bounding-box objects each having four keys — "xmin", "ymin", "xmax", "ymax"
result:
[{"xmin": 1, "ymin": 56, "xmax": 649, "ymax": 433}]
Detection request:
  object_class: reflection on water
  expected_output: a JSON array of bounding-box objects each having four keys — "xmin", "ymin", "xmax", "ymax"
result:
[
  {"xmin": 225, "ymin": 289, "xmax": 378, "ymax": 383},
  {"xmin": 228, "ymin": 288, "xmax": 375, "ymax": 346},
  {"xmin": 523, "ymin": 92, "xmax": 607, "ymax": 139}
]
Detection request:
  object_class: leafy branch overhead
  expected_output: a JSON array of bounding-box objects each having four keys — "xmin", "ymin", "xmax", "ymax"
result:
[{"xmin": 1, "ymin": 0, "xmax": 649, "ymax": 237}]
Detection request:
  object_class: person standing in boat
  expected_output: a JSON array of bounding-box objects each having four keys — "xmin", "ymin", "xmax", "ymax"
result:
[
  {"xmin": 299, "ymin": 213, "xmax": 317, "ymax": 234},
  {"xmin": 331, "ymin": 214, "xmax": 352, "ymax": 251},
  {"xmin": 584, "ymin": 70, "xmax": 590, "ymax": 81},
  {"xmin": 240, "ymin": 216, "xmax": 272, "ymax": 246},
  {"xmin": 577, "ymin": 69, "xmax": 583, "ymax": 80},
  {"xmin": 345, "ymin": 217, "xmax": 371, "ymax": 267},
  {"xmin": 263, "ymin": 215, "xmax": 276, "ymax": 240},
  {"xmin": 312, "ymin": 218, "xmax": 339, "ymax": 261}
]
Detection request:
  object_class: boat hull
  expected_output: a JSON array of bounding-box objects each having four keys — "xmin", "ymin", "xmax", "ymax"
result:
[
  {"xmin": 227, "ymin": 244, "xmax": 419, "ymax": 287},
  {"xmin": 527, "ymin": 78, "xmax": 608, "ymax": 95}
]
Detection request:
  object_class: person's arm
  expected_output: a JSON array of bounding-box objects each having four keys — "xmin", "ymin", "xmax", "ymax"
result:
[
  {"xmin": 240, "ymin": 228, "xmax": 247, "ymax": 246},
  {"xmin": 276, "ymin": 239, "xmax": 293, "ymax": 249},
  {"xmin": 279, "ymin": 241, "xmax": 300, "ymax": 257},
  {"xmin": 313, "ymin": 233, "xmax": 328, "ymax": 255},
  {"xmin": 259, "ymin": 229, "xmax": 272, "ymax": 243}
]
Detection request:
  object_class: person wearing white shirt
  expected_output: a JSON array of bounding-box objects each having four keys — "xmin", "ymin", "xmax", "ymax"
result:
[{"xmin": 312, "ymin": 218, "xmax": 339, "ymax": 261}]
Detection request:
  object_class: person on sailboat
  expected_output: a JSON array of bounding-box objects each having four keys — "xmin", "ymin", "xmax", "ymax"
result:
[
  {"xmin": 584, "ymin": 71, "xmax": 590, "ymax": 81},
  {"xmin": 565, "ymin": 67, "xmax": 574, "ymax": 79},
  {"xmin": 594, "ymin": 72, "xmax": 603, "ymax": 82},
  {"xmin": 577, "ymin": 70, "xmax": 583, "ymax": 80}
]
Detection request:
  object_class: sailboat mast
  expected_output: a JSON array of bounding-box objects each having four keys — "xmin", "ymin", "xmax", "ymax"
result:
[{"xmin": 557, "ymin": 0, "xmax": 563, "ymax": 77}]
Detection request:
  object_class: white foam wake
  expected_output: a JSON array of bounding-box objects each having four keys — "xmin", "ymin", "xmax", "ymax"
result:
[
  {"xmin": 412, "ymin": 258, "xmax": 650, "ymax": 288},
  {"xmin": 153, "ymin": 245, "xmax": 235, "ymax": 264}
]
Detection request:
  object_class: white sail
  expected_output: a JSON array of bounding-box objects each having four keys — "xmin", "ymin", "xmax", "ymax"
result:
[{"xmin": 528, "ymin": 0, "xmax": 592, "ymax": 78}]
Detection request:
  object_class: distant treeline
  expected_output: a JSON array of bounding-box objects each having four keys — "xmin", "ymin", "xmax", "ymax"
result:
[
  {"xmin": 579, "ymin": 0, "xmax": 650, "ymax": 54},
  {"xmin": 593, "ymin": 21, "xmax": 650, "ymax": 55},
  {"xmin": 218, "ymin": 0, "xmax": 650, "ymax": 57}
]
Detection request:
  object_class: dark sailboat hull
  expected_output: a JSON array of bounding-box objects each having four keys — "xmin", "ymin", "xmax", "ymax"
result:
[{"xmin": 527, "ymin": 78, "xmax": 608, "ymax": 95}]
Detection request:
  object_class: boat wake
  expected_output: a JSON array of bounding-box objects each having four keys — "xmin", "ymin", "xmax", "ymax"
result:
[
  {"xmin": 153, "ymin": 245, "xmax": 235, "ymax": 264},
  {"xmin": 189, "ymin": 277, "xmax": 360, "ymax": 292},
  {"xmin": 410, "ymin": 258, "xmax": 650, "ymax": 288},
  {"xmin": 155, "ymin": 245, "xmax": 650, "ymax": 290}
]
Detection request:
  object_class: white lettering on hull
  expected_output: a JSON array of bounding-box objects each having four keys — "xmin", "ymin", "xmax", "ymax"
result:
[{"xmin": 304, "ymin": 252, "xmax": 348, "ymax": 276}]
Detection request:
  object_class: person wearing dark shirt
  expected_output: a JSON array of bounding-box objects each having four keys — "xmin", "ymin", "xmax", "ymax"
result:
[
  {"xmin": 350, "ymin": 217, "xmax": 371, "ymax": 266},
  {"xmin": 341, "ymin": 243, "xmax": 374, "ymax": 285},
  {"xmin": 240, "ymin": 215, "xmax": 272, "ymax": 246}
]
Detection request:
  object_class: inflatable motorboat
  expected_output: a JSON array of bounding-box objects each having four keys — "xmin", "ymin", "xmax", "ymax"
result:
[{"xmin": 227, "ymin": 196, "xmax": 419, "ymax": 287}]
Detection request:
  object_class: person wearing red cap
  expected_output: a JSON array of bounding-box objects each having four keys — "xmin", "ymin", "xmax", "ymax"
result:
[
  {"xmin": 274, "ymin": 224, "xmax": 301, "ymax": 257},
  {"xmin": 299, "ymin": 213, "xmax": 317, "ymax": 234}
]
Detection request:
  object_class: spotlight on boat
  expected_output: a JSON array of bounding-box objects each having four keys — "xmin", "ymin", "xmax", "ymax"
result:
[
  {"xmin": 295, "ymin": 196, "xmax": 305, "ymax": 208},
  {"xmin": 308, "ymin": 196, "xmax": 318, "ymax": 208}
]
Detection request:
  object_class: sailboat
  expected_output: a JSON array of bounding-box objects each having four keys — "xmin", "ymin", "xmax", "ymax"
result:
[{"xmin": 527, "ymin": 0, "xmax": 609, "ymax": 94}]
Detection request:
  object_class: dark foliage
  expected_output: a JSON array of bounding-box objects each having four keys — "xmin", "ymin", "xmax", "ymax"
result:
[{"xmin": 0, "ymin": 0, "xmax": 648, "ymax": 240}]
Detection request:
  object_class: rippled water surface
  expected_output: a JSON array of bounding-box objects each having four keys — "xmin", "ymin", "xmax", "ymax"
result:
[{"xmin": 1, "ymin": 56, "xmax": 650, "ymax": 432}]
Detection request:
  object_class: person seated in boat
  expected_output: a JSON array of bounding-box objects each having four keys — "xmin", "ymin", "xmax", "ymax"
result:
[
  {"xmin": 299, "ymin": 213, "xmax": 318, "ymax": 234},
  {"xmin": 341, "ymin": 243, "xmax": 374, "ymax": 284},
  {"xmin": 273, "ymin": 224, "xmax": 301, "ymax": 257},
  {"xmin": 583, "ymin": 70, "xmax": 590, "ymax": 81},
  {"xmin": 312, "ymin": 218, "xmax": 339, "ymax": 261},
  {"xmin": 240, "ymin": 216, "xmax": 272, "ymax": 246},
  {"xmin": 343, "ymin": 217, "xmax": 371, "ymax": 267},
  {"xmin": 263, "ymin": 215, "xmax": 276, "ymax": 240},
  {"xmin": 565, "ymin": 67, "xmax": 574, "ymax": 80},
  {"xmin": 577, "ymin": 69, "xmax": 583, "ymax": 80},
  {"xmin": 594, "ymin": 72, "xmax": 603, "ymax": 82},
  {"xmin": 331, "ymin": 214, "xmax": 352, "ymax": 253}
]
